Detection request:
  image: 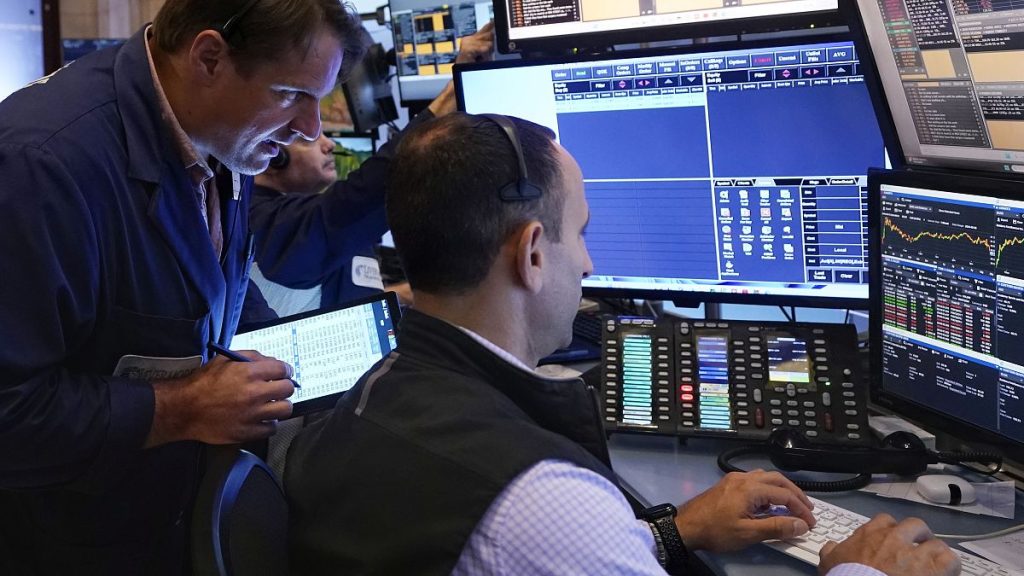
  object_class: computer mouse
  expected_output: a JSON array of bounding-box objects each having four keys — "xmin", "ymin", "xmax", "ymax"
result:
[{"xmin": 914, "ymin": 474, "xmax": 976, "ymax": 505}]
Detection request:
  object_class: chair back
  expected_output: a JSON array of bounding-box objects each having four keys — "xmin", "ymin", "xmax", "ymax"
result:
[{"xmin": 192, "ymin": 447, "xmax": 288, "ymax": 576}]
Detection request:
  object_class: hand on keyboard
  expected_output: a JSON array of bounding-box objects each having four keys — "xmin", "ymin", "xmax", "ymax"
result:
[
  {"xmin": 676, "ymin": 470, "xmax": 816, "ymax": 553},
  {"xmin": 818, "ymin": 514, "xmax": 960, "ymax": 576},
  {"xmin": 766, "ymin": 497, "xmax": 993, "ymax": 576}
]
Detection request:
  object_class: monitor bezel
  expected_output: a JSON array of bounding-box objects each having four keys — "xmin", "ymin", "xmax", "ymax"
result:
[
  {"xmin": 493, "ymin": 0, "xmax": 843, "ymax": 55},
  {"xmin": 847, "ymin": 0, "xmax": 1024, "ymax": 181},
  {"xmin": 455, "ymin": 33, "xmax": 876, "ymax": 309},
  {"xmin": 396, "ymin": 75, "xmax": 453, "ymax": 106},
  {"xmin": 232, "ymin": 290, "xmax": 401, "ymax": 417},
  {"xmin": 869, "ymin": 167, "xmax": 1024, "ymax": 465}
]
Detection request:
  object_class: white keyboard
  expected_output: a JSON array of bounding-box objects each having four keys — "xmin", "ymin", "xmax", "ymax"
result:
[{"xmin": 764, "ymin": 496, "xmax": 1023, "ymax": 576}]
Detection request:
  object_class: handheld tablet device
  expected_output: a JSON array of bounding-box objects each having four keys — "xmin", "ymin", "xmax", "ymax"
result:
[{"xmin": 230, "ymin": 292, "xmax": 401, "ymax": 416}]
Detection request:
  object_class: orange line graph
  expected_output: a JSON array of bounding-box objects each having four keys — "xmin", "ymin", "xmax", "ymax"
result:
[{"xmin": 883, "ymin": 217, "xmax": 992, "ymax": 250}]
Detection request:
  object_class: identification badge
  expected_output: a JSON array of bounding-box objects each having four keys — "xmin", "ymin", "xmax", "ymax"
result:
[
  {"xmin": 351, "ymin": 256, "xmax": 384, "ymax": 290},
  {"xmin": 113, "ymin": 354, "xmax": 203, "ymax": 380}
]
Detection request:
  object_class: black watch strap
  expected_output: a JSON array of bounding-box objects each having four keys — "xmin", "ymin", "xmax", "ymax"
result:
[{"xmin": 642, "ymin": 504, "xmax": 688, "ymax": 573}]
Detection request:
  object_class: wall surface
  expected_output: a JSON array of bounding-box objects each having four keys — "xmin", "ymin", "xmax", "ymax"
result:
[{"xmin": 60, "ymin": 0, "xmax": 161, "ymax": 38}]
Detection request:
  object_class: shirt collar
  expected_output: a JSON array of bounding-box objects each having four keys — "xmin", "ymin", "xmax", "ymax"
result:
[
  {"xmin": 455, "ymin": 325, "xmax": 537, "ymax": 374},
  {"xmin": 144, "ymin": 25, "xmax": 213, "ymax": 187}
]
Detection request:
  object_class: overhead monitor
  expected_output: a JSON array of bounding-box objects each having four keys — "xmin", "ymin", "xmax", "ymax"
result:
[
  {"xmin": 854, "ymin": 0, "xmax": 1024, "ymax": 177},
  {"xmin": 870, "ymin": 168, "xmax": 1024, "ymax": 463},
  {"xmin": 494, "ymin": 0, "xmax": 841, "ymax": 54},
  {"xmin": 389, "ymin": 0, "xmax": 493, "ymax": 103},
  {"xmin": 456, "ymin": 36, "xmax": 885, "ymax": 307}
]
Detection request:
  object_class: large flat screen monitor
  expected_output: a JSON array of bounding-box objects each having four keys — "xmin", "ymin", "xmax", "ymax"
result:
[
  {"xmin": 854, "ymin": 0, "xmax": 1024, "ymax": 177},
  {"xmin": 389, "ymin": 0, "xmax": 493, "ymax": 103},
  {"xmin": 456, "ymin": 36, "xmax": 885, "ymax": 307},
  {"xmin": 870, "ymin": 168, "xmax": 1024, "ymax": 463},
  {"xmin": 494, "ymin": 0, "xmax": 841, "ymax": 54}
]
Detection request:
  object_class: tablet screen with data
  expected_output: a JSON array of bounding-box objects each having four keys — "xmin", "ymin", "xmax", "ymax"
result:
[{"xmin": 231, "ymin": 292, "xmax": 400, "ymax": 415}]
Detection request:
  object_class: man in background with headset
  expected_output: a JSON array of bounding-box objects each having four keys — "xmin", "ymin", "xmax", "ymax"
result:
[
  {"xmin": 285, "ymin": 112, "xmax": 959, "ymax": 575},
  {"xmin": 247, "ymin": 23, "xmax": 493, "ymax": 316},
  {"xmin": 0, "ymin": 0, "xmax": 361, "ymax": 573}
]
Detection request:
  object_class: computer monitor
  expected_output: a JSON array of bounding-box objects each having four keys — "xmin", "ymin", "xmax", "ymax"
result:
[
  {"xmin": 328, "ymin": 134, "xmax": 375, "ymax": 181},
  {"xmin": 493, "ymin": 0, "xmax": 841, "ymax": 54},
  {"xmin": 61, "ymin": 38, "xmax": 126, "ymax": 66},
  {"xmin": 853, "ymin": 0, "xmax": 1024, "ymax": 177},
  {"xmin": 456, "ymin": 35, "xmax": 885, "ymax": 307},
  {"xmin": 1, "ymin": 1, "xmax": 45, "ymax": 102},
  {"xmin": 870, "ymin": 168, "xmax": 1024, "ymax": 463},
  {"xmin": 389, "ymin": 0, "xmax": 493, "ymax": 103}
]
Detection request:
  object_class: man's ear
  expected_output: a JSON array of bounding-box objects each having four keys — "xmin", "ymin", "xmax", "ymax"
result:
[
  {"xmin": 514, "ymin": 222, "xmax": 545, "ymax": 294},
  {"xmin": 187, "ymin": 30, "xmax": 232, "ymax": 87}
]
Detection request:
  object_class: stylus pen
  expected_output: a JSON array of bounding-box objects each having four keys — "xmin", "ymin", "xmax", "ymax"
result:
[{"xmin": 207, "ymin": 342, "xmax": 300, "ymax": 388}]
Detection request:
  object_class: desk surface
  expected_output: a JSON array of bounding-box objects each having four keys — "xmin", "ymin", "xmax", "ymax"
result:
[{"xmin": 608, "ymin": 433, "xmax": 1024, "ymax": 575}]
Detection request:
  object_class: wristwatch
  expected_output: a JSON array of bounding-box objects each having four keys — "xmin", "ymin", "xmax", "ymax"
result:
[{"xmin": 642, "ymin": 503, "xmax": 689, "ymax": 573}]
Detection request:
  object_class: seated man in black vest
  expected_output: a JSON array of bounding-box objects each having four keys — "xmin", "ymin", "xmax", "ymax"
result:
[{"xmin": 285, "ymin": 113, "xmax": 959, "ymax": 576}]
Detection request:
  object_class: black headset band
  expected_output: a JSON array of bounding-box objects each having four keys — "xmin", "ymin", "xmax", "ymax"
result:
[{"xmin": 479, "ymin": 114, "xmax": 544, "ymax": 202}]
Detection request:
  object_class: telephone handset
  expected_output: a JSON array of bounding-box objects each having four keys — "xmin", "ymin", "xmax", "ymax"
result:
[
  {"xmin": 767, "ymin": 427, "xmax": 933, "ymax": 475},
  {"xmin": 715, "ymin": 427, "xmax": 1002, "ymax": 492},
  {"xmin": 599, "ymin": 317, "xmax": 869, "ymax": 444}
]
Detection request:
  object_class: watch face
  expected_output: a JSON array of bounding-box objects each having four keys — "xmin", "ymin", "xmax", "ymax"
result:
[{"xmin": 645, "ymin": 503, "xmax": 677, "ymax": 520}]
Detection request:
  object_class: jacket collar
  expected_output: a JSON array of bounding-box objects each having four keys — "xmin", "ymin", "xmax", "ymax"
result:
[
  {"xmin": 114, "ymin": 27, "xmax": 178, "ymax": 185},
  {"xmin": 396, "ymin": 309, "xmax": 613, "ymax": 468}
]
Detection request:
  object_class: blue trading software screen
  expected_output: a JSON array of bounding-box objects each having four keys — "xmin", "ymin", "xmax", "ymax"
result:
[{"xmin": 457, "ymin": 38, "xmax": 885, "ymax": 305}]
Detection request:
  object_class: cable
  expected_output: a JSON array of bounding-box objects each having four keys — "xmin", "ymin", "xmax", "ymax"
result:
[
  {"xmin": 643, "ymin": 299, "xmax": 659, "ymax": 318},
  {"xmin": 936, "ymin": 523, "xmax": 1024, "ymax": 541},
  {"xmin": 953, "ymin": 461, "xmax": 1005, "ymax": 477},
  {"xmin": 779, "ymin": 306, "xmax": 795, "ymax": 323},
  {"xmin": 717, "ymin": 444, "xmax": 872, "ymax": 493},
  {"xmin": 936, "ymin": 450, "xmax": 1003, "ymax": 475},
  {"xmin": 595, "ymin": 298, "xmax": 632, "ymax": 316}
]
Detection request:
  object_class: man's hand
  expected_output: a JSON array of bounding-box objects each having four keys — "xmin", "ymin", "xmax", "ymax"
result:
[
  {"xmin": 818, "ymin": 514, "xmax": 960, "ymax": 576},
  {"xmin": 674, "ymin": 470, "xmax": 816, "ymax": 552},
  {"xmin": 428, "ymin": 22, "xmax": 495, "ymax": 117},
  {"xmin": 146, "ymin": 351, "xmax": 295, "ymax": 447},
  {"xmin": 455, "ymin": 21, "xmax": 494, "ymax": 65}
]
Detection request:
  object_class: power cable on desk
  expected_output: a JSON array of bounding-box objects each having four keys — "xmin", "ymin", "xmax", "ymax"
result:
[{"xmin": 935, "ymin": 523, "xmax": 1024, "ymax": 541}]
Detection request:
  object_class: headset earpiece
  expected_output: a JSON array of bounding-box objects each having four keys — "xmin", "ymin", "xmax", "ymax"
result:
[
  {"xmin": 479, "ymin": 114, "xmax": 543, "ymax": 202},
  {"xmin": 269, "ymin": 147, "xmax": 290, "ymax": 170}
]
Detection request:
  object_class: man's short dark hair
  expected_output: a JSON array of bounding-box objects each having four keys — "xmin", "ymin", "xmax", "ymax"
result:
[
  {"xmin": 153, "ymin": 0, "xmax": 366, "ymax": 79},
  {"xmin": 387, "ymin": 112, "xmax": 566, "ymax": 295}
]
